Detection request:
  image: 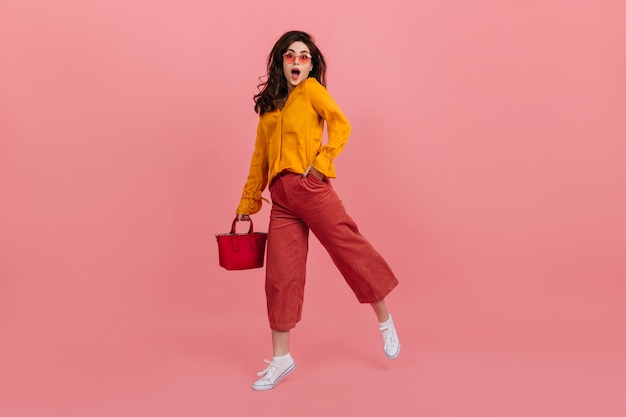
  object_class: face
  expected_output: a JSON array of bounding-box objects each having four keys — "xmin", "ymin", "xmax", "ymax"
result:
[{"xmin": 282, "ymin": 41, "xmax": 313, "ymax": 92}]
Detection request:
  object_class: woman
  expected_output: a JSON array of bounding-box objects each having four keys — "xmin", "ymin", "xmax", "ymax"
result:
[{"xmin": 236, "ymin": 30, "xmax": 400, "ymax": 391}]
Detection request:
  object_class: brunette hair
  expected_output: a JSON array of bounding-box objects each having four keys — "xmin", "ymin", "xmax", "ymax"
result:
[{"xmin": 254, "ymin": 31, "xmax": 327, "ymax": 115}]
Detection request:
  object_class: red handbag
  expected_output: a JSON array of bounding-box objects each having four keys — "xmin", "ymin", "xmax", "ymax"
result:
[{"xmin": 216, "ymin": 217, "xmax": 267, "ymax": 270}]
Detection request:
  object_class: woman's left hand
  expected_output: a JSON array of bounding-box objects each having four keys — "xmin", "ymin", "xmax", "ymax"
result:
[{"xmin": 304, "ymin": 165, "xmax": 325, "ymax": 180}]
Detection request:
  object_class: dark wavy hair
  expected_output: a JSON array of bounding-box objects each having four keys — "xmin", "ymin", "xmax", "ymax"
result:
[{"xmin": 254, "ymin": 31, "xmax": 327, "ymax": 115}]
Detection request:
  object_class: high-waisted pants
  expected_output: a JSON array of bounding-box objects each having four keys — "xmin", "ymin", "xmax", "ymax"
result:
[{"xmin": 265, "ymin": 171, "xmax": 399, "ymax": 331}]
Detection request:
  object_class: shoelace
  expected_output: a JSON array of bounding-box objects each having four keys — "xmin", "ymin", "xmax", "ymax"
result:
[
  {"xmin": 380, "ymin": 326, "xmax": 398, "ymax": 351},
  {"xmin": 256, "ymin": 359, "xmax": 278, "ymax": 381}
]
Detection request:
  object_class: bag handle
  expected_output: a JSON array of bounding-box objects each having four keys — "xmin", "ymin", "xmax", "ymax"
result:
[
  {"xmin": 230, "ymin": 216, "xmax": 254, "ymax": 235},
  {"xmin": 229, "ymin": 216, "xmax": 257, "ymax": 252}
]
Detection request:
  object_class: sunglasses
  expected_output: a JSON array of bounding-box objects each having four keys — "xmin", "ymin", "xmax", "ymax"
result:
[{"xmin": 282, "ymin": 51, "xmax": 312, "ymax": 64}]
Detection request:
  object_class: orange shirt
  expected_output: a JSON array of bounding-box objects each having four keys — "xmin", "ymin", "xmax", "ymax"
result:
[{"xmin": 236, "ymin": 78, "xmax": 351, "ymax": 215}]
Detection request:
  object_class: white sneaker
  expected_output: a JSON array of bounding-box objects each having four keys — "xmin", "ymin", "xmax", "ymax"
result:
[
  {"xmin": 380, "ymin": 315, "xmax": 400, "ymax": 359},
  {"xmin": 251, "ymin": 358, "xmax": 296, "ymax": 391}
]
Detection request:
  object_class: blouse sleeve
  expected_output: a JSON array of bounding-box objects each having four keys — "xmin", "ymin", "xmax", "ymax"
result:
[
  {"xmin": 306, "ymin": 79, "xmax": 351, "ymax": 178},
  {"xmin": 236, "ymin": 121, "xmax": 269, "ymax": 215}
]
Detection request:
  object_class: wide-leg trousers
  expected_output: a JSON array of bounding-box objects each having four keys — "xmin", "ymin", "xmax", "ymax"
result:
[{"xmin": 265, "ymin": 171, "xmax": 399, "ymax": 331}]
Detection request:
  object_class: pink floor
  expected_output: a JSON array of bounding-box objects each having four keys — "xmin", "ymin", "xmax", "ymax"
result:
[{"xmin": 1, "ymin": 241, "xmax": 623, "ymax": 417}]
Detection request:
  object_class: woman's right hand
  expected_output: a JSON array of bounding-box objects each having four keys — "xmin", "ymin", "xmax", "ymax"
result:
[{"xmin": 236, "ymin": 213, "xmax": 251, "ymax": 221}]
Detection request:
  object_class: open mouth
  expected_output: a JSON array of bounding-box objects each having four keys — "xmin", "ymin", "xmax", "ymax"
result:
[{"xmin": 291, "ymin": 68, "xmax": 300, "ymax": 79}]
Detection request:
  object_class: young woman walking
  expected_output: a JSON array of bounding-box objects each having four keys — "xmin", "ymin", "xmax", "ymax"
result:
[{"xmin": 236, "ymin": 30, "xmax": 401, "ymax": 391}]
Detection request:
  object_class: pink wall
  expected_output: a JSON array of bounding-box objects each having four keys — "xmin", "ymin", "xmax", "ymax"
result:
[{"xmin": 1, "ymin": 0, "xmax": 625, "ymax": 415}]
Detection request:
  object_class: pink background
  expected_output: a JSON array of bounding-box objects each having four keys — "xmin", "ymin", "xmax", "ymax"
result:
[{"xmin": 1, "ymin": 1, "xmax": 625, "ymax": 416}]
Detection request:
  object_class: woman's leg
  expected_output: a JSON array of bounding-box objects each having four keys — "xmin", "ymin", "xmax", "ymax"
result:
[
  {"xmin": 252, "ymin": 174, "xmax": 305, "ymax": 391},
  {"xmin": 291, "ymin": 176, "xmax": 401, "ymax": 358},
  {"xmin": 272, "ymin": 330, "xmax": 290, "ymax": 356},
  {"xmin": 264, "ymin": 210, "xmax": 309, "ymax": 330},
  {"xmin": 295, "ymin": 175, "xmax": 399, "ymax": 304},
  {"xmin": 370, "ymin": 299, "xmax": 390, "ymax": 323}
]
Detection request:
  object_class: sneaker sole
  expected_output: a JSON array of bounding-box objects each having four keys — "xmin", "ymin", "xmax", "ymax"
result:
[{"xmin": 251, "ymin": 362, "xmax": 296, "ymax": 391}]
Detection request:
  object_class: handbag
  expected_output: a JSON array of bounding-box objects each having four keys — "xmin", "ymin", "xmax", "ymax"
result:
[{"xmin": 216, "ymin": 217, "xmax": 267, "ymax": 270}]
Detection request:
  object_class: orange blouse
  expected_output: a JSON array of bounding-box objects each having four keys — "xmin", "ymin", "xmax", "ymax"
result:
[{"xmin": 236, "ymin": 78, "xmax": 351, "ymax": 215}]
